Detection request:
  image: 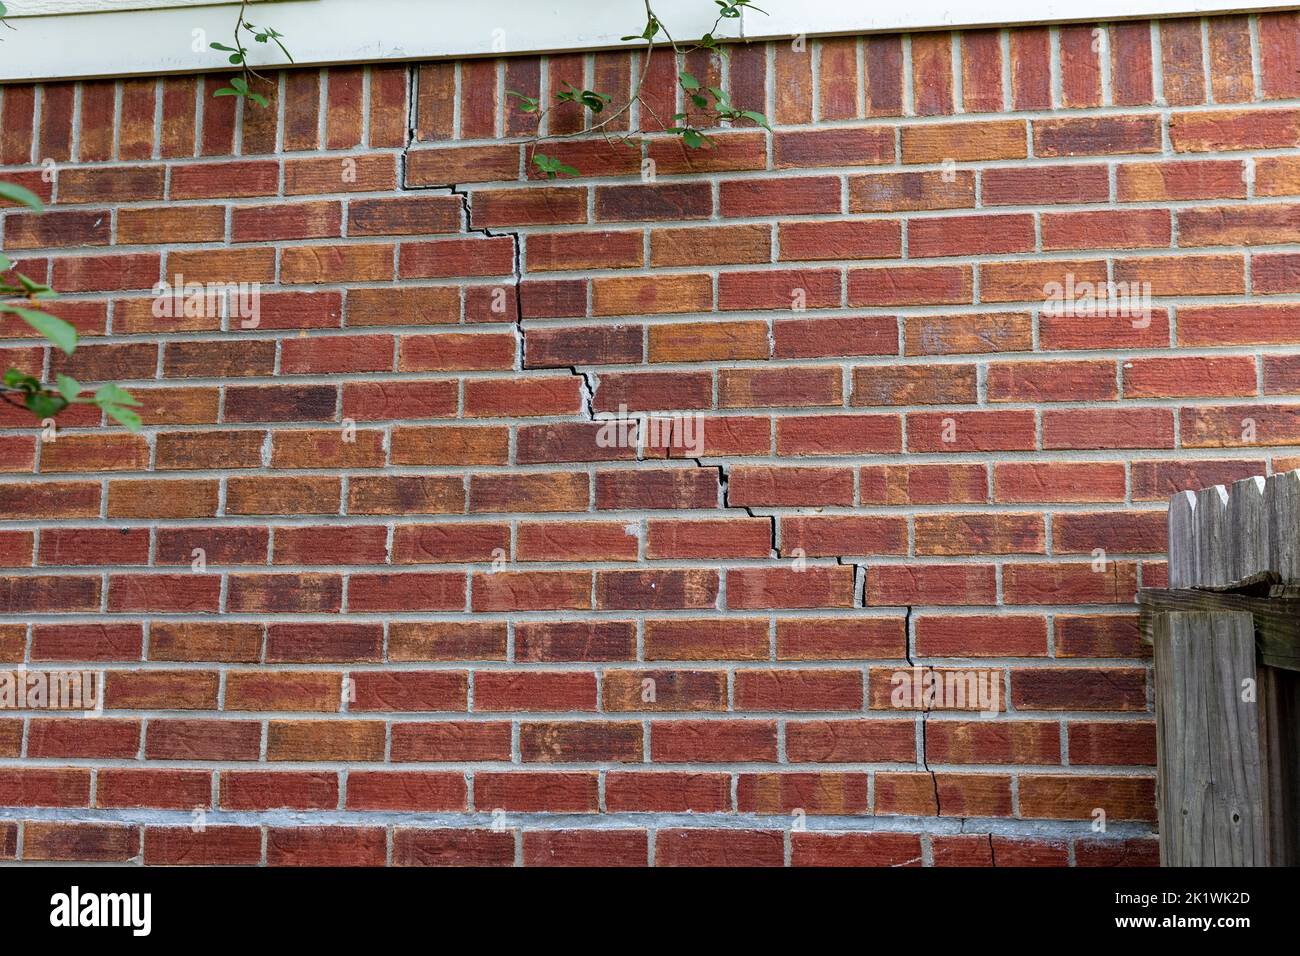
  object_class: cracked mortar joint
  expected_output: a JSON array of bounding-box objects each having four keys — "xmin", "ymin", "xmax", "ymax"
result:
[
  {"xmin": 902, "ymin": 604, "xmax": 943, "ymax": 818},
  {"xmin": 400, "ymin": 67, "xmax": 950, "ymax": 827}
]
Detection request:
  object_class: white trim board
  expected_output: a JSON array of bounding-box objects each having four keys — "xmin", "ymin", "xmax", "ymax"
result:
[
  {"xmin": 0, "ymin": 0, "xmax": 1295, "ymax": 84},
  {"xmin": 1, "ymin": 1, "xmax": 285, "ymax": 15}
]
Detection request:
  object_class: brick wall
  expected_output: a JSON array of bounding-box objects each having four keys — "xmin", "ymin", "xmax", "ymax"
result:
[{"xmin": 1, "ymin": 11, "xmax": 1298, "ymax": 866}]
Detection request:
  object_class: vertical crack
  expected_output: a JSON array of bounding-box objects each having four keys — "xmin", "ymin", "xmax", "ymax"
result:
[
  {"xmin": 439, "ymin": 181, "xmax": 528, "ymax": 371},
  {"xmin": 399, "ymin": 66, "xmax": 530, "ymax": 376},
  {"xmin": 692, "ymin": 459, "xmax": 777, "ymax": 556},
  {"xmin": 902, "ymin": 602, "xmax": 941, "ymax": 816},
  {"xmin": 571, "ymin": 366, "xmax": 596, "ymax": 417},
  {"xmin": 835, "ymin": 556, "xmax": 866, "ymax": 607}
]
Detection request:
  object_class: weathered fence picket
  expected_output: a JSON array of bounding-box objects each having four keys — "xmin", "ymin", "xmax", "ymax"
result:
[
  {"xmin": 1152, "ymin": 612, "xmax": 1264, "ymax": 866},
  {"xmin": 1140, "ymin": 469, "xmax": 1300, "ymax": 867}
]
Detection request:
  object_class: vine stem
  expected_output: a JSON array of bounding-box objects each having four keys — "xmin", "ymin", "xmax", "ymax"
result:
[
  {"xmin": 520, "ymin": 1, "xmax": 731, "ymax": 168},
  {"xmin": 232, "ymin": 0, "xmax": 267, "ymax": 86},
  {"xmin": 0, "ymin": 389, "xmax": 32, "ymax": 411}
]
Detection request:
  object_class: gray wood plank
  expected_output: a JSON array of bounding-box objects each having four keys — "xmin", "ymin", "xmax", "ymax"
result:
[
  {"xmin": 1154, "ymin": 611, "xmax": 1265, "ymax": 866},
  {"xmin": 1228, "ymin": 475, "xmax": 1268, "ymax": 586},
  {"xmin": 1196, "ymin": 484, "xmax": 1231, "ymax": 589},
  {"xmin": 1168, "ymin": 489, "xmax": 1198, "ymax": 589},
  {"xmin": 1139, "ymin": 588, "xmax": 1300, "ymax": 671},
  {"xmin": 1257, "ymin": 665, "xmax": 1300, "ymax": 865},
  {"xmin": 1266, "ymin": 470, "xmax": 1300, "ymax": 585}
]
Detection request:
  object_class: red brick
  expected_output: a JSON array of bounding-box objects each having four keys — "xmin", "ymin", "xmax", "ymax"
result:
[
  {"xmin": 911, "ymin": 32, "xmax": 954, "ymax": 115},
  {"xmin": 866, "ymin": 565, "xmax": 997, "ymax": 606},
  {"xmin": 1033, "ymin": 116, "xmax": 1161, "ymax": 156},
  {"xmin": 915, "ymin": 615, "xmax": 1048, "ymax": 657},
  {"xmin": 524, "ymin": 830, "xmax": 648, "ymax": 866},
  {"xmin": 474, "ymin": 772, "xmax": 598, "ymax": 812},
  {"xmin": 651, "ymin": 721, "xmax": 778, "ymax": 762},
  {"xmin": 1059, "ymin": 25, "xmax": 1103, "ymax": 107},
  {"xmin": 605, "ymin": 773, "xmax": 730, "ymax": 813},
  {"xmin": 779, "ymin": 617, "xmax": 906, "ymax": 661},
  {"xmin": 794, "ymin": 832, "xmax": 922, "ymax": 867},
  {"xmin": 779, "ymin": 515, "xmax": 906, "ymax": 557},
  {"xmin": 1010, "ymin": 27, "xmax": 1052, "ymax": 109},
  {"xmin": 145, "ymin": 827, "xmax": 262, "ymax": 865},
  {"xmin": 1111, "ymin": 21, "xmax": 1155, "ymax": 106},
  {"xmin": 655, "ymin": 829, "xmax": 784, "ymax": 867}
]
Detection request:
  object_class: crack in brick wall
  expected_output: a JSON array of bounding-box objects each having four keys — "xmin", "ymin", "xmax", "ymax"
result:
[
  {"xmin": 395, "ymin": 76, "xmax": 855, "ymax": 615},
  {"xmin": 8, "ymin": 10, "xmax": 1300, "ymax": 866}
]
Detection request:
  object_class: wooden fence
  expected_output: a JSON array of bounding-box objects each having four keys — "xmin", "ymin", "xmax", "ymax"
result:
[{"xmin": 1140, "ymin": 471, "xmax": 1300, "ymax": 866}]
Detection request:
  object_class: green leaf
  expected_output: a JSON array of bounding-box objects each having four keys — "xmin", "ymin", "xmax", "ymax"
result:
[
  {"xmin": 621, "ymin": 15, "xmax": 660, "ymax": 42},
  {"xmin": 4, "ymin": 368, "xmax": 38, "ymax": 391},
  {"xmin": 717, "ymin": 0, "xmax": 766, "ymax": 16},
  {"xmin": 95, "ymin": 384, "xmax": 143, "ymax": 432},
  {"xmin": 531, "ymin": 154, "xmax": 579, "ymax": 179},
  {"xmin": 56, "ymin": 374, "xmax": 82, "ymax": 403},
  {"xmin": 95, "ymin": 383, "xmax": 141, "ymax": 408},
  {"xmin": 0, "ymin": 304, "xmax": 77, "ymax": 354},
  {"xmin": 740, "ymin": 109, "xmax": 771, "ymax": 129},
  {"xmin": 679, "ymin": 71, "xmax": 700, "ymax": 90},
  {"xmin": 14, "ymin": 272, "xmax": 54, "ymax": 298},
  {"xmin": 0, "ymin": 254, "xmax": 10, "ymax": 272},
  {"xmin": 0, "ymin": 181, "xmax": 44, "ymax": 212},
  {"xmin": 101, "ymin": 403, "xmax": 143, "ymax": 432},
  {"xmin": 246, "ymin": 91, "xmax": 270, "ymax": 108},
  {"xmin": 507, "ymin": 90, "xmax": 540, "ymax": 112},
  {"xmin": 26, "ymin": 391, "xmax": 64, "ymax": 419},
  {"xmin": 0, "ymin": 3, "xmax": 8, "ymax": 17},
  {"xmin": 213, "ymin": 87, "xmax": 242, "ymax": 98}
]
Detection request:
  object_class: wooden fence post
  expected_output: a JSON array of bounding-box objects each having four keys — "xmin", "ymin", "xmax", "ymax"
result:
[
  {"xmin": 1153, "ymin": 611, "xmax": 1264, "ymax": 865},
  {"xmin": 1141, "ymin": 469, "xmax": 1300, "ymax": 866}
]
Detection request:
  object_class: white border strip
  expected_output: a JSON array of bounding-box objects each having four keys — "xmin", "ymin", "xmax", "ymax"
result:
[
  {"xmin": 1, "ymin": 0, "xmax": 283, "ymax": 15},
  {"xmin": 0, "ymin": 0, "xmax": 1296, "ymax": 83}
]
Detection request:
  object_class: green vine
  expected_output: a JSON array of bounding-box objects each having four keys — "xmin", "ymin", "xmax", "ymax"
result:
[
  {"xmin": 0, "ymin": 0, "xmax": 294, "ymax": 430},
  {"xmin": 0, "ymin": 182, "xmax": 141, "ymax": 430},
  {"xmin": 509, "ymin": 0, "xmax": 771, "ymax": 178},
  {"xmin": 210, "ymin": 0, "xmax": 293, "ymax": 107},
  {"xmin": 1, "ymin": 3, "xmax": 138, "ymax": 428},
  {"xmin": 0, "ymin": 0, "xmax": 764, "ymax": 429}
]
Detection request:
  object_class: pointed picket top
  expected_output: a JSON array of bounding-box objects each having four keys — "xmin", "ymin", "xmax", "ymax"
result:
[
  {"xmin": 1168, "ymin": 489, "xmax": 1199, "ymax": 589},
  {"xmin": 1227, "ymin": 475, "xmax": 1267, "ymax": 585},
  {"xmin": 1195, "ymin": 483, "xmax": 1231, "ymax": 589},
  {"xmin": 1167, "ymin": 469, "xmax": 1300, "ymax": 589},
  {"xmin": 1265, "ymin": 470, "xmax": 1300, "ymax": 584}
]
